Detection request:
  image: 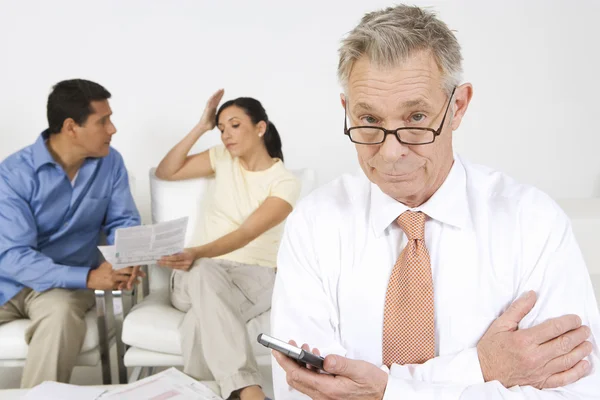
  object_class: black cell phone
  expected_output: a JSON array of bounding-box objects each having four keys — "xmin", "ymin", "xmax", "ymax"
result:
[{"xmin": 257, "ymin": 333, "xmax": 325, "ymax": 370}]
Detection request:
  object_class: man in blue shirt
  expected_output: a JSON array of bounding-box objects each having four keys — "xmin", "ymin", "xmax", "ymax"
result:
[{"xmin": 0, "ymin": 79, "xmax": 143, "ymax": 388}]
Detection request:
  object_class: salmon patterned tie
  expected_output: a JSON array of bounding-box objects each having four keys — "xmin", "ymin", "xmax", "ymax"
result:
[{"xmin": 382, "ymin": 210, "xmax": 435, "ymax": 367}]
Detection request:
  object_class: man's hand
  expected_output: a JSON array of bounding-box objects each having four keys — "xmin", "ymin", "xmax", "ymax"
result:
[
  {"xmin": 477, "ymin": 290, "xmax": 592, "ymax": 389},
  {"xmin": 273, "ymin": 340, "xmax": 388, "ymax": 400},
  {"xmin": 87, "ymin": 261, "xmax": 145, "ymax": 290},
  {"xmin": 120, "ymin": 265, "xmax": 146, "ymax": 290},
  {"xmin": 87, "ymin": 261, "xmax": 132, "ymax": 290},
  {"xmin": 158, "ymin": 249, "xmax": 196, "ymax": 271}
]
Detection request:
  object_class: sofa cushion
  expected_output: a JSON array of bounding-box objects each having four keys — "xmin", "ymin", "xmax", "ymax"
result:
[
  {"xmin": 124, "ymin": 346, "xmax": 183, "ymax": 367},
  {"xmin": 122, "ymin": 290, "xmax": 271, "ymax": 357}
]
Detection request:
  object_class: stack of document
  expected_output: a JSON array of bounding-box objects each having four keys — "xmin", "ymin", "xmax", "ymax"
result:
[
  {"xmin": 99, "ymin": 217, "xmax": 188, "ymax": 269},
  {"xmin": 103, "ymin": 368, "xmax": 223, "ymax": 399},
  {"xmin": 24, "ymin": 368, "xmax": 223, "ymax": 400},
  {"xmin": 24, "ymin": 382, "xmax": 106, "ymax": 400}
]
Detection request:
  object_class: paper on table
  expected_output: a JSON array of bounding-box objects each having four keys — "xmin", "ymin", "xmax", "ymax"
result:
[
  {"xmin": 24, "ymin": 381, "xmax": 106, "ymax": 400},
  {"xmin": 102, "ymin": 367, "xmax": 223, "ymax": 400}
]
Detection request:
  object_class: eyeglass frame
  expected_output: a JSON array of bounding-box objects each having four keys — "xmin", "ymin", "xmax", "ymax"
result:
[{"xmin": 343, "ymin": 87, "xmax": 457, "ymax": 145}]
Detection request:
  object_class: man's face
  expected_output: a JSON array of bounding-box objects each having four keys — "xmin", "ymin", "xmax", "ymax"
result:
[
  {"xmin": 73, "ymin": 99, "xmax": 116, "ymax": 158},
  {"xmin": 342, "ymin": 52, "xmax": 471, "ymax": 206}
]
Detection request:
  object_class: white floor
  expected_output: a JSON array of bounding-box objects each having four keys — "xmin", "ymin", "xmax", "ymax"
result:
[
  {"xmin": 0, "ymin": 344, "xmax": 128, "ymax": 389},
  {"xmin": 0, "ymin": 344, "xmax": 275, "ymax": 398}
]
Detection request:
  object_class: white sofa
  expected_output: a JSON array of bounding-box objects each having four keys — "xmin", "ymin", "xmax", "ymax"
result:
[{"xmin": 121, "ymin": 168, "xmax": 318, "ymax": 393}]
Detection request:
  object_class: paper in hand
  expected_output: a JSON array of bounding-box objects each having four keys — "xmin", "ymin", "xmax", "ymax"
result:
[{"xmin": 109, "ymin": 217, "xmax": 188, "ymax": 267}]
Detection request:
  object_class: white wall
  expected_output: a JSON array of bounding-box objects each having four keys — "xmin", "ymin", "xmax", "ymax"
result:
[{"xmin": 1, "ymin": 0, "xmax": 599, "ymax": 222}]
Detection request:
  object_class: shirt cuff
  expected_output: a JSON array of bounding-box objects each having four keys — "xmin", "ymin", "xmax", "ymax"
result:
[
  {"xmin": 385, "ymin": 347, "xmax": 484, "ymax": 386},
  {"xmin": 452, "ymin": 347, "xmax": 485, "ymax": 384},
  {"xmin": 383, "ymin": 375, "xmax": 467, "ymax": 400},
  {"xmin": 59, "ymin": 265, "xmax": 92, "ymax": 289}
]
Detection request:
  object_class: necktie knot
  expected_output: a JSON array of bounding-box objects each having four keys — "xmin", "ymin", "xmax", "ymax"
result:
[{"xmin": 396, "ymin": 211, "xmax": 426, "ymax": 240}]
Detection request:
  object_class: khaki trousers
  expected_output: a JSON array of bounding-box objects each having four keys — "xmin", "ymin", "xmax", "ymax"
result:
[
  {"xmin": 0, "ymin": 287, "xmax": 95, "ymax": 388},
  {"xmin": 170, "ymin": 258, "xmax": 276, "ymax": 399}
]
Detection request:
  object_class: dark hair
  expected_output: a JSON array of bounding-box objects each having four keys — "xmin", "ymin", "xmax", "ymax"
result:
[
  {"xmin": 215, "ymin": 97, "xmax": 284, "ymax": 161},
  {"xmin": 47, "ymin": 79, "xmax": 111, "ymax": 134}
]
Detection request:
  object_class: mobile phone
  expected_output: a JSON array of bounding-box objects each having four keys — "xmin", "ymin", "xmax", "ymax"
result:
[{"xmin": 257, "ymin": 333, "xmax": 325, "ymax": 370}]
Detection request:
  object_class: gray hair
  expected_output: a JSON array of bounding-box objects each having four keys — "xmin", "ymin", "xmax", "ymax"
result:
[{"xmin": 338, "ymin": 5, "xmax": 463, "ymax": 95}]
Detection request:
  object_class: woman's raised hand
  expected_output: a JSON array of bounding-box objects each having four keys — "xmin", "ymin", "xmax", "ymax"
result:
[{"xmin": 198, "ymin": 88, "xmax": 225, "ymax": 131}]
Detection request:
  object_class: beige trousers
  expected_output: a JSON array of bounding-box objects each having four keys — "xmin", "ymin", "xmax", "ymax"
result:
[
  {"xmin": 170, "ymin": 258, "xmax": 276, "ymax": 399},
  {"xmin": 0, "ymin": 287, "xmax": 95, "ymax": 388}
]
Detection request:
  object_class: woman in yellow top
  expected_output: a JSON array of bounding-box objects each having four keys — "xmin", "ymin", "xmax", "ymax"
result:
[{"xmin": 156, "ymin": 89, "xmax": 300, "ymax": 400}]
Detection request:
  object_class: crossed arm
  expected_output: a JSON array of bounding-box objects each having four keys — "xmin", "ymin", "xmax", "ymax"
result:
[{"xmin": 270, "ymin": 210, "xmax": 600, "ymax": 400}]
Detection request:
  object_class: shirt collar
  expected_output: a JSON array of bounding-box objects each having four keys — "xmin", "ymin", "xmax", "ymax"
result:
[
  {"xmin": 32, "ymin": 130, "xmax": 101, "ymax": 173},
  {"xmin": 32, "ymin": 129, "xmax": 59, "ymax": 171},
  {"xmin": 370, "ymin": 155, "xmax": 471, "ymax": 237}
]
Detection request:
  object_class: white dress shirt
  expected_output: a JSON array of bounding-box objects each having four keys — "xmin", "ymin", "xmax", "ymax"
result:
[{"xmin": 271, "ymin": 155, "xmax": 600, "ymax": 399}]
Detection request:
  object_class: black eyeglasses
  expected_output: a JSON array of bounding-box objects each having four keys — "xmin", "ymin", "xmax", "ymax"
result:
[{"xmin": 344, "ymin": 87, "xmax": 456, "ymax": 145}]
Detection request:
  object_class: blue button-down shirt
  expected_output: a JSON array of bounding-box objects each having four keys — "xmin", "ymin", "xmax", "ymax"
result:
[{"xmin": 0, "ymin": 131, "xmax": 141, "ymax": 305}]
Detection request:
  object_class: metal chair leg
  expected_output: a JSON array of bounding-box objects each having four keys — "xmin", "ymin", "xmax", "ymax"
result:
[
  {"xmin": 94, "ymin": 289, "xmax": 112, "ymax": 385},
  {"xmin": 129, "ymin": 366, "xmax": 143, "ymax": 382},
  {"xmin": 111, "ymin": 289, "xmax": 132, "ymax": 384},
  {"xmin": 141, "ymin": 265, "xmax": 150, "ymax": 298}
]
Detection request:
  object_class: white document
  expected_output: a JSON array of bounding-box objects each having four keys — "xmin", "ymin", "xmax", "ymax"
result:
[
  {"xmin": 98, "ymin": 245, "xmax": 133, "ymax": 270},
  {"xmin": 110, "ymin": 217, "xmax": 188, "ymax": 266},
  {"xmin": 24, "ymin": 381, "xmax": 106, "ymax": 400},
  {"xmin": 102, "ymin": 367, "xmax": 223, "ymax": 400}
]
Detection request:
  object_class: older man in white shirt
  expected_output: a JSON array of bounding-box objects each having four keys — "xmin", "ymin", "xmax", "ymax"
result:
[{"xmin": 270, "ymin": 4, "xmax": 600, "ymax": 400}]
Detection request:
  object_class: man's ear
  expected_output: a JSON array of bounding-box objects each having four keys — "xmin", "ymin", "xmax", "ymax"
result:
[
  {"xmin": 61, "ymin": 118, "xmax": 78, "ymax": 138},
  {"xmin": 451, "ymin": 83, "xmax": 473, "ymax": 131},
  {"xmin": 340, "ymin": 93, "xmax": 347, "ymax": 110}
]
